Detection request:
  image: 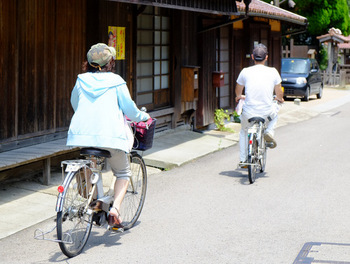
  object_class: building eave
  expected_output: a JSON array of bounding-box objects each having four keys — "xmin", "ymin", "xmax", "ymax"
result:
[
  {"xmin": 236, "ymin": 0, "xmax": 307, "ymax": 26},
  {"xmin": 109, "ymin": 0, "xmax": 240, "ymax": 15}
]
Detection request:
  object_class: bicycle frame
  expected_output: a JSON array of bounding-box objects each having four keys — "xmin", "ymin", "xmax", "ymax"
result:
[
  {"xmin": 56, "ymin": 160, "xmax": 98, "ymax": 212},
  {"xmin": 246, "ymin": 118, "xmax": 266, "ymax": 165},
  {"xmin": 244, "ymin": 116, "xmax": 268, "ymax": 184},
  {"xmin": 56, "ymin": 152, "xmax": 143, "ymax": 211}
]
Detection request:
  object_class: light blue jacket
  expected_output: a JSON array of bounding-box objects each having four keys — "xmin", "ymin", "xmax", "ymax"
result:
[{"xmin": 67, "ymin": 72, "xmax": 150, "ymax": 153}]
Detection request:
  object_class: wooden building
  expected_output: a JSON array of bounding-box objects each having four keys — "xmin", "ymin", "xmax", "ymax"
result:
[{"xmin": 0, "ymin": 0, "xmax": 306, "ymax": 153}]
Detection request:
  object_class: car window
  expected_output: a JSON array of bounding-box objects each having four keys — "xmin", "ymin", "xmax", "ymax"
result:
[{"xmin": 281, "ymin": 59, "xmax": 309, "ymax": 74}]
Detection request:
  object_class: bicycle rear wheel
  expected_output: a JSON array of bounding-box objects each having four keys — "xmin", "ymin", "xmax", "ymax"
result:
[
  {"xmin": 120, "ymin": 152, "xmax": 147, "ymax": 230},
  {"xmin": 57, "ymin": 167, "xmax": 94, "ymax": 258},
  {"xmin": 248, "ymin": 134, "xmax": 258, "ymax": 184},
  {"xmin": 259, "ymin": 138, "xmax": 267, "ymax": 173}
]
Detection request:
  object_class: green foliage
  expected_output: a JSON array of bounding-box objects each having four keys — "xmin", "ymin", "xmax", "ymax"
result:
[
  {"xmin": 233, "ymin": 111, "xmax": 241, "ymax": 123},
  {"xmin": 318, "ymin": 45, "xmax": 328, "ymax": 70},
  {"xmin": 294, "ymin": 0, "xmax": 350, "ymax": 35},
  {"xmin": 262, "ymin": 0, "xmax": 350, "ymax": 37},
  {"xmin": 214, "ymin": 109, "xmax": 231, "ymax": 131}
]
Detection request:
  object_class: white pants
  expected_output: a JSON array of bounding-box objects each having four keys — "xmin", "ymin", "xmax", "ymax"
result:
[{"xmin": 239, "ymin": 111, "xmax": 278, "ymax": 162}]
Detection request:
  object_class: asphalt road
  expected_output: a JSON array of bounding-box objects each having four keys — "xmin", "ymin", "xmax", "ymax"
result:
[{"xmin": 1, "ymin": 96, "xmax": 350, "ymax": 263}]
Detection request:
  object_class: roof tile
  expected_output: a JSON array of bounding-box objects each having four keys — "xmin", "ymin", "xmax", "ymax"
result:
[{"xmin": 236, "ymin": 0, "xmax": 307, "ymax": 25}]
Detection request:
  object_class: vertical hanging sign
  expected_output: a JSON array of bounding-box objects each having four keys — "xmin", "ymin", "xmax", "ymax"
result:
[
  {"xmin": 116, "ymin": 27, "xmax": 125, "ymax": 60},
  {"xmin": 108, "ymin": 26, "xmax": 125, "ymax": 60}
]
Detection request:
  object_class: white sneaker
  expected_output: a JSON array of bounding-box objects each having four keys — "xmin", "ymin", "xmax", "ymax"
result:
[{"xmin": 264, "ymin": 133, "xmax": 277, "ymax": 148}]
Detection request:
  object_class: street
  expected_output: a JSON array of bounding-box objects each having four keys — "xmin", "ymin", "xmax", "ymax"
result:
[{"xmin": 1, "ymin": 97, "xmax": 350, "ymax": 263}]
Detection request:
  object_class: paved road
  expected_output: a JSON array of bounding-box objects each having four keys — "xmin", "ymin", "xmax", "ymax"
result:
[{"xmin": 1, "ymin": 89, "xmax": 350, "ymax": 263}]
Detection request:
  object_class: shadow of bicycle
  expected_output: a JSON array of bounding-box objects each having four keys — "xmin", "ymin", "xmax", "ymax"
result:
[{"xmin": 220, "ymin": 168, "xmax": 268, "ymax": 185}]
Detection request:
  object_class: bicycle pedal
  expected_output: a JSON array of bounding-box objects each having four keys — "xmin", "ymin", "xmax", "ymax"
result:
[
  {"xmin": 109, "ymin": 226, "xmax": 124, "ymax": 233},
  {"xmin": 238, "ymin": 162, "xmax": 248, "ymax": 169}
]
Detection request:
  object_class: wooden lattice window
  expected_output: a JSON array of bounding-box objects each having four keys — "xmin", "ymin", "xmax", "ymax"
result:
[{"xmin": 136, "ymin": 6, "xmax": 171, "ymax": 110}]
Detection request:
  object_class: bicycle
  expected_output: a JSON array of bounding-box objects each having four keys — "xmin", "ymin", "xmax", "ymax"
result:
[
  {"xmin": 245, "ymin": 117, "xmax": 270, "ymax": 184},
  {"xmin": 240, "ymin": 101, "xmax": 281, "ymax": 184},
  {"xmin": 35, "ymin": 118, "xmax": 156, "ymax": 258}
]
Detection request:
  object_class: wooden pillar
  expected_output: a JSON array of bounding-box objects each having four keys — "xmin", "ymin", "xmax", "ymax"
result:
[{"xmin": 43, "ymin": 158, "xmax": 51, "ymax": 185}]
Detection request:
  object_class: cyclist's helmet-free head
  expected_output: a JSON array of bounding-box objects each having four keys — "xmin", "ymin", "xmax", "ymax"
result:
[
  {"xmin": 252, "ymin": 43, "xmax": 268, "ymax": 61},
  {"xmin": 87, "ymin": 43, "xmax": 116, "ymax": 70}
]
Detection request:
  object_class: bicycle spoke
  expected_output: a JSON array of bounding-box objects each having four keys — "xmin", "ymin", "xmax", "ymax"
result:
[
  {"xmin": 57, "ymin": 167, "xmax": 93, "ymax": 258},
  {"xmin": 120, "ymin": 153, "xmax": 147, "ymax": 230}
]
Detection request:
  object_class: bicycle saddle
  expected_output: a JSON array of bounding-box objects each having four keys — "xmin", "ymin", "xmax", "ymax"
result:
[
  {"xmin": 80, "ymin": 147, "xmax": 111, "ymax": 158},
  {"xmin": 248, "ymin": 117, "xmax": 265, "ymax": 123}
]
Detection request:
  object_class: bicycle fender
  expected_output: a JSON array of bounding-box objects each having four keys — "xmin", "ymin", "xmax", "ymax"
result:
[
  {"xmin": 55, "ymin": 170, "xmax": 77, "ymax": 212},
  {"xmin": 247, "ymin": 133, "xmax": 255, "ymax": 154}
]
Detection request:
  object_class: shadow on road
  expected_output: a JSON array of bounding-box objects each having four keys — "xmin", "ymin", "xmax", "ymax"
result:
[{"xmin": 220, "ymin": 169, "xmax": 269, "ymax": 185}]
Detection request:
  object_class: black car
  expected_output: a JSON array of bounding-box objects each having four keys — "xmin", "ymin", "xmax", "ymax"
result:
[{"xmin": 281, "ymin": 58, "xmax": 323, "ymax": 101}]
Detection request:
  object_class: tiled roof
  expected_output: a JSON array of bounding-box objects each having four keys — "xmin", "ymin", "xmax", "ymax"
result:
[
  {"xmin": 236, "ymin": 0, "xmax": 307, "ymax": 25},
  {"xmin": 338, "ymin": 43, "xmax": 350, "ymax": 49},
  {"xmin": 317, "ymin": 28, "xmax": 350, "ymax": 43}
]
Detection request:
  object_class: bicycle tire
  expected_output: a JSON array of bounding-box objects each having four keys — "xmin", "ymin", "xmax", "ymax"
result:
[
  {"xmin": 248, "ymin": 134, "xmax": 258, "ymax": 184},
  {"xmin": 57, "ymin": 167, "xmax": 94, "ymax": 258},
  {"xmin": 120, "ymin": 152, "xmax": 147, "ymax": 230},
  {"xmin": 259, "ymin": 136, "xmax": 267, "ymax": 173}
]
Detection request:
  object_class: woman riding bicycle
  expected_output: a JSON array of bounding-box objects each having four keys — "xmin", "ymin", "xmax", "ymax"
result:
[
  {"xmin": 66, "ymin": 43, "xmax": 150, "ymax": 228},
  {"xmin": 235, "ymin": 43, "xmax": 284, "ymax": 167}
]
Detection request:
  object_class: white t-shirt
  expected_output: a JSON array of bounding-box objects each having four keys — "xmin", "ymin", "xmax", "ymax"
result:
[{"xmin": 236, "ymin": 64, "xmax": 282, "ymax": 117}]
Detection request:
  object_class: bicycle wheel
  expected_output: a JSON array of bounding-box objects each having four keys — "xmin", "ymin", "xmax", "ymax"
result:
[
  {"xmin": 248, "ymin": 134, "xmax": 258, "ymax": 184},
  {"xmin": 120, "ymin": 152, "xmax": 147, "ymax": 230},
  {"xmin": 57, "ymin": 166, "xmax": 94, "ymax": 258},
  {"xmin": 259, "ymin": 136, "xmax": 267, "ymax": 173}
]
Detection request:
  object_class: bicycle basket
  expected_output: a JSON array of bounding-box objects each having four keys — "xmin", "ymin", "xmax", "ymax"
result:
[{"xmin": 130, "ymin": 118, "xmax": 157, "ymax": 151}]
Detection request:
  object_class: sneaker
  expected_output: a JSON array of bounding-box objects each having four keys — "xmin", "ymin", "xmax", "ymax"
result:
[
  {"xmin": 264, "ymin": 133, "xmax": 277, "ymax": 148},
  {"xmin": 238, "ymin": 160, "xmax": 248, "ymax": 169}
]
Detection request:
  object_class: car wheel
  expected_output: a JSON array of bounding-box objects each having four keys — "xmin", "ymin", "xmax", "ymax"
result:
[
  {"xmin": 316, "ymin": 84, "xmax": 323, "ymax": 99},
  {"xmin": 303, "ymin": 87, "xmax": 310, "ymax": 101}
]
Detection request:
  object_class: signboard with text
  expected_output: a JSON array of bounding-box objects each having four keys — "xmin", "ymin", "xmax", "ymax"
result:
[{"xmin": 108, "ymin": 26, "xmax": 125, "ymax": 60}]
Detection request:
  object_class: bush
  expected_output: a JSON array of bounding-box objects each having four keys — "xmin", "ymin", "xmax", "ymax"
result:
[{"xmin": 214, "ymin": 109, "xmax": 231, "ymax": 131}]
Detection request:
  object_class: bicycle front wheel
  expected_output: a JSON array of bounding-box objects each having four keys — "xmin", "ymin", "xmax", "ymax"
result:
[
  {"xmin": 57, "ymin": 167, "xmax": 94, "ymax": 258},
  {"xmin": 120, "ymin": 152, "xmax": 147, "ymax": 230},
  {"xmin": 248, "ymin": 134, "xmax": 258, "ymax": 184}
]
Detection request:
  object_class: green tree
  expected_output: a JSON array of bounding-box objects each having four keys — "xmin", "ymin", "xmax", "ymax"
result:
[
  {"xmin": 294, "ymin": 0, "xmax": 350, "ymax": 35},
  {"xmin": 262, "ymin": 0, "xmax": 350, "ymax": 35}
]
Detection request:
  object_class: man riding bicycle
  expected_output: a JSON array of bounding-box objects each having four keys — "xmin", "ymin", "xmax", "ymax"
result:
[{"xmin": 235, "ymin": 43, "xmax": 284, "ymax": 167}]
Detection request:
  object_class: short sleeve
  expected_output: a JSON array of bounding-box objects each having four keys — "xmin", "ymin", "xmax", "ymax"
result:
[
  {"xmin": 273, "ymin": 68, "xmax": 282, "ymax": 85},
  {"xmin": 236, "ymin": 68, "xmax": 246, "ymax": 86}
]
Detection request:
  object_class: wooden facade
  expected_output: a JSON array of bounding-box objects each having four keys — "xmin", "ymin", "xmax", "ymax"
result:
[
  {"xmin": 0, "ymin": 0, "xmax": 306, "ymax": 153},
  {"xmin": 0, "ymin": 0, "xmax": 86, "ymax": 151}
]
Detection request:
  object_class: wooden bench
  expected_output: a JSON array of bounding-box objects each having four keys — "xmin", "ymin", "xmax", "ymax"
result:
[{"xmin": 0, "ymin": 138, "xmax": 80, "ymax": 185}]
